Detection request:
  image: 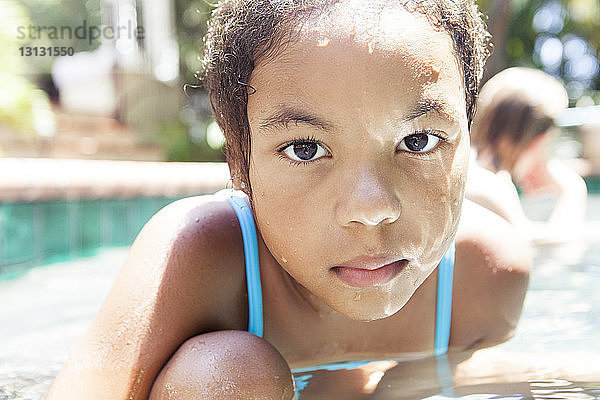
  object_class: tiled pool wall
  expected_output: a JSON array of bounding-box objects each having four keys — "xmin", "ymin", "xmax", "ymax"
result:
[
  {"xmin": 0, "ymin": 196, "xmax": 186, "ymax": 278},
  {"xmin": 0, "ymin": 159, "xmax": 231, "ymax": 278}
]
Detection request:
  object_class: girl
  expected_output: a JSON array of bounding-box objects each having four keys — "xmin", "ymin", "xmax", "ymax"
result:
[{"xmin": 47, "ymin": 1, "xmax": 531, "ymax": 398}]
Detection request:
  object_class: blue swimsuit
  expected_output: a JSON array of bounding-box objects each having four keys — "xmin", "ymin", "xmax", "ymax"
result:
[{"xmin": 218, "ymin": 189, "xmax": 455, "ymax": 394}]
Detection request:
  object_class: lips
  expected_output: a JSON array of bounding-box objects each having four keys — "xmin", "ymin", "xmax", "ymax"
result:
[
  {"xmin": 335, "ymin": 254, "xmax": 405, "ymax": 270},
  {"xmin": 331, "ymin": 258, "xmax": 408, "ymax": 288}
]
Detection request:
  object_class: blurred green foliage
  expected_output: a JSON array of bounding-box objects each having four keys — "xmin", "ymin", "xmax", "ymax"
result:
[
  {"xmin": 174, "ymin": 0, "xmax": 214, "ymax": 85},
  {"xmin": 171, "ymin": 1, "xmax": 224, "ymax": 161},
  {"xmin": 478, "ymin": 0, "xmax": 599, "ymax": 100},
  {"xmin": 159, "ymin": 120, "xmax": 224, "ymax": 162},
  {"xmin": 0, "ymin": 0, "xmax": 52, "ymax": 135}
]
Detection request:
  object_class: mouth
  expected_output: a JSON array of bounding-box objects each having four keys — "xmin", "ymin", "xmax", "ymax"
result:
[{"xmin": 331, "ymin": 259, "xmax": 408, "ymax": 288}]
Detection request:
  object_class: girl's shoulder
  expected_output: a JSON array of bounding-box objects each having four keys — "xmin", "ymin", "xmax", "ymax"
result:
[
  {"xmin": 129, "ymin": 192, "xmax": 250, "ymax": 330},
  {"xmin": 451, "ymin": 199, "xmax": 532, "ymax": 350}
]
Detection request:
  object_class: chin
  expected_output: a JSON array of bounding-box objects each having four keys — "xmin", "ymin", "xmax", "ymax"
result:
[
  {"xmin": 345, "ymin": 306, "xmax": 399, "ymax": 322},
  {"xmin": 331, "ymin": 295, "xmax": 409, "ymax": 322}
]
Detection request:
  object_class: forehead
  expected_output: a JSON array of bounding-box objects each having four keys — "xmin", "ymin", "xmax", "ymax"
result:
[
  {"xmin": 247, "ymin": 4, "xmax": 465, "ymax": 127},
  {"xmin": 299, "ymin": 2, "xmax": 448, "ymax": 65}
]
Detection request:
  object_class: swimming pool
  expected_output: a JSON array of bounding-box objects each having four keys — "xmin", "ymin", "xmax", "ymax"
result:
[{"xmin": 1, "ymin": 196, "xmax": 599, "ymax": 399}]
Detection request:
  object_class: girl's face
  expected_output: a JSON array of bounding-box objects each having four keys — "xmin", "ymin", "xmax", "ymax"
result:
[{"xmin": 246, "ymin": 3, "xmax": 469, "ymax": 321}]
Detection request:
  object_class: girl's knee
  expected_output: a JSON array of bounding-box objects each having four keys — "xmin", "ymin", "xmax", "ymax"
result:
[{"xmin": 150, "ymin": 330, "xmax": 295, "ymax": 399}]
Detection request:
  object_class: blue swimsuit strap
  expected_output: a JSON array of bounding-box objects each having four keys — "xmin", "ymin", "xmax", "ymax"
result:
[
  {"xmin": 435, "ymin": 242, "xmax": 455, "ymax": 356},
  {"xmin": 219, "ymin": 189, "xmax": 264, "ymax": 338}
]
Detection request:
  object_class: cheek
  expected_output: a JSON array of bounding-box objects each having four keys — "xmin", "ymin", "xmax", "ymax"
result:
[
  {"xmin": 249, "ymin": 170, "xmax": 327, "ymax": 277},
  {"xmin": 435, "ymin": 135, "xmax": 469, "ymax": 246},
  {"xmin": 401, "ymin": 136, "xmax": 468, "ymax": 264},
  {"xmin": 448, "ymin": 132, "xmax": 470, "ymax": 209}
]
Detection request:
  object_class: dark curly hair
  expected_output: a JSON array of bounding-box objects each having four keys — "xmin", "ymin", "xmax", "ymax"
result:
[{"xmin": 202, "ymin": 0, "xmax": 490, "ymax": 197}]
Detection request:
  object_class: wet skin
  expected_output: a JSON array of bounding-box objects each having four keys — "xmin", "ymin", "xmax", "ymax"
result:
[
  {"xmin": 246, "ymin": 4, "xmax": 469, "ymax": 322},
  {"xmin": 47, "ymin": 4, "xmax": 531, "ymax": 400}
]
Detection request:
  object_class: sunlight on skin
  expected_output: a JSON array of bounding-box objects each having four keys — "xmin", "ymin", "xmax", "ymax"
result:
[
  {"xmin": 454, "ymin": 347, "xmax": 600, "ymax": 385},
  {"xmin": 247, "ymin": 3, "xmax": 468, "ymax": 322}
]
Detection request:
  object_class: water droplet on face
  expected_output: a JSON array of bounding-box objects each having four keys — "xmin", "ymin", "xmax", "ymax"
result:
[
  {"xmin": 353, "ymin": 292, "xmax": 362, "ymax": 301},
  {"xmin": 165, "ymin": 383, "xmax": 177, "ymax": 396},
  {"xmin": 281, "ymin": 257, "xmax": 288, "ymax": 263},
  {"xmin": 367, "ymin": 41, "xmax": 374, "ymax": 54},
  {"xmin": 317, "ymin": 37, "xmax": 330, "ymax": 47},
  {"xmin": 384, "ymin": 302, "xmax": 393, "ymax": 316},
  {"xmin": 195, "ymin": 218, "xmax": 200, "ymax": 223}
]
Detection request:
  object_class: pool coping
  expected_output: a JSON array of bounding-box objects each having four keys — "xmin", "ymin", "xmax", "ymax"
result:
[{"xmin": 0, "ymin": 158, "xmax": 230, "ymax": 202}]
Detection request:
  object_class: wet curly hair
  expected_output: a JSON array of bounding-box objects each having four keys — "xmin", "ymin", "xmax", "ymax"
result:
[{"xmin": 201, "ymin": 0, "xmax": 490, "ymax": 197}]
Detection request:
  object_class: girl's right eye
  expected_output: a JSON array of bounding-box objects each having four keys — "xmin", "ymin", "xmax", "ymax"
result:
[{"xmin": 279, "ymin": 140, "xmax": 329, "ymax": 164}]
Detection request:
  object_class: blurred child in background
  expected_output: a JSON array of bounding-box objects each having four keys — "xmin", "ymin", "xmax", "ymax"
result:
[{"xmin": 467, "ymin": 67, "xmax": 588, "ymax": 244}]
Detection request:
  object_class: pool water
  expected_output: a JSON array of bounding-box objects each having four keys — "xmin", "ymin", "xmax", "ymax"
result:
[
  {"xmin": 1, "ymin": 197, "xmax": 600, "ymax": 399},
  {"xmin": 0, "ymin": 249, "xmax": 125, "ymax": 400}
]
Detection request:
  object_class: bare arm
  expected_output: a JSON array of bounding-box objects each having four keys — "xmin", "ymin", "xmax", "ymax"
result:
[
  {"xmin": 466, "ymin": 164, "xmax": 531, "ymax": 230},
  {"xmin": 149, "ymin": 330, "xmax": 296, "ymax": 400},
  {"xmin": 452, "ymin": 200, "xmax": 532, "ymax": 350},
  {"xmin": 466, "ymin": 160, "xmax": 588, "ymax": 244},
  {"xmin": 46, "ymin": 196, "xmax": 248, "ymax": 399},
  {"xmin": 545, "ymin": 160, "xmax": 588, "ymax": 228}
]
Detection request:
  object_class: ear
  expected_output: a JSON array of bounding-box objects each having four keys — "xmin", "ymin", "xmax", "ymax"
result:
[
  {"xmin": 524, "ymin": 131, "xmax": 550, "ymax": 154},
  {"xmin": 226, "ymin": 161, "xmax": 242, "ymax": 189},
  {"xmin": 516, "ymin": 131, "xmax": 551, "ymax": 166},
  {"xmin": 232, "ymin": 179, "xmax": 247, "ymax": 191},
  {"xmin": 227, "ymin": 168, "xmax": 249, "ymax": 193}
]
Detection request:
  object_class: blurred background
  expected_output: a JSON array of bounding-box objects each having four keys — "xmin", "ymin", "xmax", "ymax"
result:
[
  {"xmin": 1, "ymin": 0, "xmax": 225, "ymax": 161},
  {"xmin": 0, "ymin": 0, "xmax": 599, "ymax": 268}
]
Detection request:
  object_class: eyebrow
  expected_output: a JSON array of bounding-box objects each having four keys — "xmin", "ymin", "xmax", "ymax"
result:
[
  {"xmin": 259, "ymin": 107, "xmax": 336, "ymax": 133},
  {"xmin": 403, "ymin": 98, "xmax": 450, "ymax": 121}
]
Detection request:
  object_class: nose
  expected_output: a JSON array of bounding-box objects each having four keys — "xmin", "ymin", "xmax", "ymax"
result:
[{"xmin": 335, "ymin": 167, "xmax": 401, "ymax": 227}]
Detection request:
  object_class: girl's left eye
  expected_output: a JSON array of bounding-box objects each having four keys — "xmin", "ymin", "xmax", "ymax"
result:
[
  {"xmin": 397, "ymin": 131, "xmax": 442, "ymax": 153},
  {"xmin": 280, "ymin": 140, "xmax": 328, "ymax": 163}
]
